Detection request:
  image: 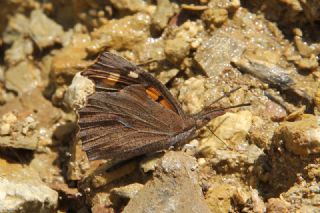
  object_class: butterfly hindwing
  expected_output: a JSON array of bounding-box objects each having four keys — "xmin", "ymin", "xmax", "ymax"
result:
[{"xmin": 78, "ymin": 84, "xmax": 186, "ymax": 160}]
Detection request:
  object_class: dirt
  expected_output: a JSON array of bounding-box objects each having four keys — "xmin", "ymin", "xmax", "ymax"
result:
[{"xmin": 0, "ymin": 0, "xmax": 319, "ymax": 212}]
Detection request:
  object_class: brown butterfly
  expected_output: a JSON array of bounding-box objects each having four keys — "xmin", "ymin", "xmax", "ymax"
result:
[{"xmin": 77, "ymin": 52, "xmax": 248, "ymax": 161}]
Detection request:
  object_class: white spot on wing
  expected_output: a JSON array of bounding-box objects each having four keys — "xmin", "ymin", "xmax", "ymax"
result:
[{"xmin": 128, "ymin": 71, "xmax": 139, "ymax": 78}]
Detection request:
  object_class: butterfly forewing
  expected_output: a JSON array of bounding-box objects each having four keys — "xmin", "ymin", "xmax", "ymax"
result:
[{"xmin": 82, "ymin": 52, "xmax": 186, "ymax": 117}]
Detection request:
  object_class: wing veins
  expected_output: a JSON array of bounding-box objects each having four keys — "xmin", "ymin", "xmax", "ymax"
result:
[
  {"xmin": 84, "ymin": 104, "xmax": 164, "ymax": 130},
  {"xmin": 86, "ymin": 96, "xmax": 170, "ymax": 129}
]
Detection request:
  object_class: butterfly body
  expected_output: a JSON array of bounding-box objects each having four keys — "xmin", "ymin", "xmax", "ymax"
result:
[{"xmin": 77, "ymin": 52, "xmax": 226, "ymax": 161}]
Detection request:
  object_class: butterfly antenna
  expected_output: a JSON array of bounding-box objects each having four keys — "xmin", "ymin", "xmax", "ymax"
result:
[
  {"xmin": 206, "ymin": 126, "xmax": 232, "ymax": 149},
  {"xmin": 208, "ymin": 86, "xmax": 242, "ymax": 108},
  {"xmin": 205, "ymin": 116, "xmax": 233, "ymax": 150}
]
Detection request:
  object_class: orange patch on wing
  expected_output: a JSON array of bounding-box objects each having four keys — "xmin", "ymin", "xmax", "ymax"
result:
[
  {"xmin": 160, "ymin": 99, "xmax": 175, "ymax": 111},
  {"xmin": 146, "ymin": 87, "xmax": 160, "ymax": 101},
  {"xmin": 101, "ymin": 78, "xmax": 117, "ymax": 86},
  {"xmin": 100, "ymin": 73, "xmax": 121, "ymax": 86},
  {"xmin": 146, "ymin": 87, "xmax": 175, "ymax": 111}
]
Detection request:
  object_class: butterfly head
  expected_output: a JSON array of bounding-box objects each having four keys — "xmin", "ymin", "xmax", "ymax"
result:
[{"xmin": 194, "ymin": 109, "xmax": 226, "ymax": 129}]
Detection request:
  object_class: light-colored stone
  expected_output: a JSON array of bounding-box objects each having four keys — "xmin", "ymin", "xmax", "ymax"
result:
[
  {"xmin": 5, "ymin": 61, "xmax": 41, "ymax": 95},
  {"xmin": 91, "ymin": 13, "xmax": 151, "ymax": 51},
  {"xmin": 0, "ymin": 89, "xmax": 61, "ymax": 150},
  {"xmin": 177, "ymin": 76, "xmax": 207, "ymax": 114},
  {"xmin": 151, "ymin": 0, "xmax": 174, "ymax": 31},
  {"xmin": 0, "ymin": 159, "xmax": 58, "ymax": 213},
  {"xmin": 111, "ymin": 183, "xmax": 144, "ymax": 200},
  {"xmin": 208, "ymin": 144, "xmax": 263, "ymax": 173},
  {"xmin": 3, "ymin": 9, "xmax": 64, "ymax": 48},
  {"xmin": 5, "ymin": 37, "xmax": 33, "ymax": 65},
  {"xmin": 266, "ymin": 198, "xmax": 290, "ymax": 213},
  {"xmin": 123, "ymin": 152, "xmax": 211, "ymax": 213},
  {"xmin": 29, "ymin": 9, "xmax": 64, "ymax": 48},
  {"xmin": 195, "ymin": 30, "xmax": 245, "ymax": 77},
  {"xmin": 110, "ymin": 0, "xmax": 148, "ymax": 13},
  {"xmin": 199, "ymin": 110, "xmax": 253, "ymax": 157},
  {"xmin": 275, "ymin": 115, "xmax": 320, "ymax": 155},
  {"xmin": 64, "ymin": 72, "xmax": 95, "ymax": 110},
  {"xmin": 139, "ymin": 153, "xmax": 163, "ymax": 173},
  {"xmin": 3, "ymin": 13, "xmax": 30, "ymax": 44}
]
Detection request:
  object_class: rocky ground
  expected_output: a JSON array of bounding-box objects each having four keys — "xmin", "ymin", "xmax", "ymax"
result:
[{"xmin": 0, "ymin": 0, "xmax": 319, "ymax": 212}]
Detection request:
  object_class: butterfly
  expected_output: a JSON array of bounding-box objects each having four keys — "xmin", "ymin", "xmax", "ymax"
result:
[{"xmin": 77, "ymin": 52, "xmax": 248, "ymax": 161}]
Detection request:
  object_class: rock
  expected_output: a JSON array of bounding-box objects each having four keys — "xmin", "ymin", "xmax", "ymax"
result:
[
  {"xmin": 177, "ymin": 76, "xmax": 207, "ymax": 114},
  {"xmin": 4, "ymin": 37, "xmax": 33, "ymax": 65},
  {"xmin": 266, "ymin": 198, "xmax": 290, "ymax": 213},
  {"xmin": 3, "ymin": 9, "xmax": 64, "ymax": 48},
  {"xmin": 67, "ymin": 138, "xmax": 91, "ymax": 181},
  {"xmin": 91, "ymin": 162, "xmax": 138, "ymax": 189},
  {"xmin": 164, "ymin": 38, "xmax": 190, "ymax": 64},
  {"xmin": 123, "ymin": 151, "xmax": 211, "ymax": 213},
  {"xmin": 207, "ymin": 144, "xmax": 263, "ymax": 173},
  {"xmin": 201, "ymin": 8, "xmax": 228, "ymax": 28},
  {"xmin": 174, "ymin": 75, "xmax": 248, "ymax": 116},
  {"xmin": 0, "ymin": 158, "xmax": 58, "ymax": 213},
  {"xmin": 5, "ymin": 61, "xmax": 41, "ymax": 95},
  {"xmin": 264, "ymin": 100, "xmax": 287, "ymax": 121},
  {"xmin": 0, "ymin": 111, "xmax": 20, "ymax": 136},
  {"xmin": 232, "ymin": 188, "xmax": 250, "ymax": 206},
  {"xmin": 199, "ymin": 111, "xmax": 253, "ymax": 157},
  {"xmin": 275, "ymin": 115, "xmax": 320, "ymax": 155},
  {"xmin": 0, "ymin": 112, "xmax": 38, "ymax": 150},
  {"xmin": 111, "ymin": 183, "xmax": 144, "ymax": 200},
  {"xmin": 151, "ymin": 0, "xmax": 174, "ymax": 32},
  {"xmin": 139, "ymin": 153, "xmax": 163, "ymax": 173},
  {"xmin": 91, "ymin": 13, "xmax": 151, "ymax": 51},
  {"xmin": 208, "ymin": 0, "xmax": 241, "ymax": 13},
  {"xmin": 205, "ymin": 180, "xmax": 238, "ymax": 212},
  {"xmin": 0, "ymin": 89, "xmax": 61, "ymax": 150},
  {"xmin": 132, "ymin": 35, "xmax": 165, "ymax": 62},
  {"xmin": 293, "ymin": 29, "xmax": 320, "ymax": 58},
  {"xmin": 157, "ymin": 68, "xmax": 179, "ymax": 85},
  {"xmin": 3, "ymin": 13, "xmax": 31, "ymax": 44},
  {"xmin": 51, "ymin": 31, "xmax": 93, "ymax": 105},
  {"xmin": 195, "ymin": 30, "xmax": 245, "ymax": 77},
  {"xmin": 51, "ymin": 33, "xmax": 92, "ymax": 86},
  {"xmin": 204, "ymin": 176, "xmax": 256, "ymax": 213},
  {"xmin": 64, "ymin": 72, "xmax": 95, "ymax": 110},
  {"xmin": 195, "ymin": 7, "xmax": 297, "ymax": 79},
  {"xmin": 248, "ymin": 116, "xmax": 278, "ymax": 149},
  {"xmin": 164, "ymin": 20, "xmax": 204, "ymax": 64},
  {"xmin": 110, "ymin": 0, "xmax": 149, "ymax": 13},
  {"xmin": 29, "ymin": 9, "xmax": 64, "ymax": 48},
  {"xmin": 294, "ymin": 55, "xmax": 318, "ymax": 71},
  {"xmin": 281, "ymin": 181, "xmax": 320, "ymax": 212},
  {"xmin": 205, "ymin": 177, "xmax": 265, "ymax": 213}
]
